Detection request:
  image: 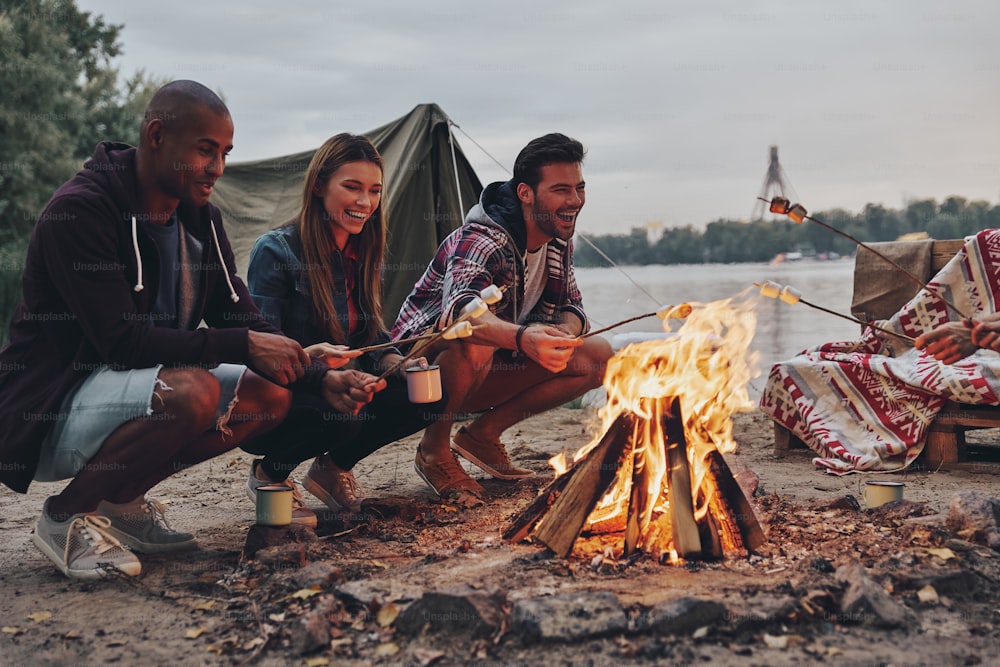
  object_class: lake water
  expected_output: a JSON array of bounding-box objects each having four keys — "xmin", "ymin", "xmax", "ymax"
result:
[{"xmin": 574, "ymin": 259, "xmax": 860, "ymax": 398}]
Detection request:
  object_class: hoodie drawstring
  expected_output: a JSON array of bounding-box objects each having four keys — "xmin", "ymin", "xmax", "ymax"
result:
[
  {"xmin": 131, "ymin": 216, "xmax": 144, "ymax": 292},
  {"xmin": 209, "ymin": 220, "xmax": 240, "ymax": 303},
  {"xmin": 130, "ymin": 215, "xmax": 239, "ymax": 303}
]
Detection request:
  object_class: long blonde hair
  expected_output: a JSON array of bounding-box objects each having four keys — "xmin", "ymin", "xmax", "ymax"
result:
[{"xmin": 297, "ymin": 133, "xmax": 386, "ymax": 345}]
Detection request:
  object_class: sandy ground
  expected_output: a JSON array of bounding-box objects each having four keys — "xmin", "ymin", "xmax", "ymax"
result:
[{"xmin": 1, "ymin": 406, "xmax": 999, "ymax": 666}]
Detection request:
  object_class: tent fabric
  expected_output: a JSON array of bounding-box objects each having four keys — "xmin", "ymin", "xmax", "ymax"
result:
[{"xmin": 211, "ymin": 103, "xmax": 483, "ymax": 328}]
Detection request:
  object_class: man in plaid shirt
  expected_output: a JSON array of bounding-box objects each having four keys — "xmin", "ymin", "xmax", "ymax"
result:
[{"xmin": 392, "ymin": 133, "xmax": 612, "ymax": 505}]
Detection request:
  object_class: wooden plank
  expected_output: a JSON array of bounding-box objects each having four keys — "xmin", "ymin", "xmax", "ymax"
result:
[
  {"xmin": 932, "ymin": 404, "xmax": 1000, "ymax": 429},
  {"xmin": 773, "ymin": 423, "xmax": 812, "ymax": 457},
  {"xmin": 931, "ymin": 239, "xmax": 965, "ymax": 271},
  {"xmin": 922, "ymin": 430, "xmax": 960, "ymax": 468}
]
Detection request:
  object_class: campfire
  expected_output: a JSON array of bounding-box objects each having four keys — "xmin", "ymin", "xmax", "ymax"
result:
[{"xmin": 505, "ymin": 295, "xmax": 766, "ymax": 562}]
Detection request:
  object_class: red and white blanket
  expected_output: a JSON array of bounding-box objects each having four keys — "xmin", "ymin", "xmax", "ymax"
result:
[{"xmin": 760, "ymin": 229, "xmax": 1000, "ymax": 473}]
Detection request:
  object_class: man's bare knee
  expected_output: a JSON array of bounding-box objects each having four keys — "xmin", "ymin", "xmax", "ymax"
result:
[
  {"xmin": 575, "ymin": 336, "xmax": 612, "ymax": 386},
  {"xmin": 441, "ymin": 340, "xmax": 496, "ymax": 377},
  {"xmin": 155, "ymin": 367, "xmax": 220, "ymax": 431},
  {"xmin": 231, "ymin": 371, "xmax": 291, "ymax": 434}
]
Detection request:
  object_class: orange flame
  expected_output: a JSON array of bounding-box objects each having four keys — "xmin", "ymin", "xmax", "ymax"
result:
[{"xmin": 552, "ymin": 293, "xmax": 759, "ymax": 553}]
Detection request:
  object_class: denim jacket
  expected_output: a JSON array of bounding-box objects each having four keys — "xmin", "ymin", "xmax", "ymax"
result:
[{"xmin": 247, "ymin": 224, "xmax": 393, "ymax": 372}]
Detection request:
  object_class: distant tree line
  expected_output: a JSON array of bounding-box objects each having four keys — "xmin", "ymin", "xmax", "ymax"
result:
[{"xmin": 573, "ymin": 197, "xmax": 1000, "ymax": 266}]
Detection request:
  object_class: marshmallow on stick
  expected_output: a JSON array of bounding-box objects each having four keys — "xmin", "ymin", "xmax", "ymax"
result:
[
  {"xmin": 581, "ymin": 303, "xmax": 692, "ymax": 339},
  {"xmin": 755, "ymin": 281, "xmax": 914, "ymax": 344},
  {"xmin": 779, "ymin": 286, "xmax": 802, "ymax": 304},
  {"xmin": 759, "ymin": 195, "xmax": 966, "ymax": 319},
  {"xmin": 376, "ymin": 285, "xmax": 502, "ymax": 381}
]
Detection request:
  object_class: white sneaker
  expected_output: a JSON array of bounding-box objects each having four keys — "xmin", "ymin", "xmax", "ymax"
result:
[
  {"xmin": 96, "ymin": 496, "xmax": 197, "ymax": 553},
  {"xmin": 32, "ymin": 497, "xmax": 142, "ymax": 580}
]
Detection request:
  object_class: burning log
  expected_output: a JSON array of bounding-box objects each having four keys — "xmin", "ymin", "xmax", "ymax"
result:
[
  {"xmin": 664, "ymin": 398, "xmax": 702, "ymax": 559},
  {"xmin": 505, "ymin": 399, "xmax": 765, "ymax": 562},
  {"xmin": 506, "ymin": 296, "xmax": 765, "ymax": 563},
  {"xmin": 503, "ymin": 413, "xmax": 633, "ymax": 557},
  {"xmin": 702, "ymin": 450, "xmax": 766, "ymax": 551},
  {"xmin": 623, "ymin": 422, "xmax": 649, "ymax": 556}
]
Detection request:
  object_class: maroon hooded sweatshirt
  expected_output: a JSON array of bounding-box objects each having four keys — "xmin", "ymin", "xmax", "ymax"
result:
[{"xmin": 0, "ymin": 141, "xmax": 284, "ymax": 492}]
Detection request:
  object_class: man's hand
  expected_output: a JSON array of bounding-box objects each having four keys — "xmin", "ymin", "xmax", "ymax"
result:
[
  {"xmin": 321, "ymin": 369, "xmax": 386, "ymax": 414},
  {"xmin": 248, "ymin": 330, "xmax": 309, "ymax": 384},
  {"xmin": 914, "ymin": 321, "xmax": 977, "ymax": 364},
  {"xmin": 304, "ymin": 342, "xmax": 362, "ymax": 369},
  {"xmin": 521, "ymin": 325, "xmax": 583, "ymax": 373}
]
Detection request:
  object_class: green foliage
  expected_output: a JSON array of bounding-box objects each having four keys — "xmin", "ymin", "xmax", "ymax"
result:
[
  {"xmin": 0, "ymin": 0, "xmax": 162, "ymax": 242},
  {"xmin": 573, "ymin": 198, "xmax": 1000, "ymax": 267},
  {"xmin": 0, "ymin": 236, "xmax": 28, "ymax": 342},
  {"xmin": 0, "ymin": 0, "xmax": 162, "ymax": 340}
]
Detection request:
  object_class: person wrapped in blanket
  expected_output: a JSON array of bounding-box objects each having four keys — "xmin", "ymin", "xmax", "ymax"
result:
[{"xmin": 761, "ymin": 229, "xmax": 1000, "ymax": 473}]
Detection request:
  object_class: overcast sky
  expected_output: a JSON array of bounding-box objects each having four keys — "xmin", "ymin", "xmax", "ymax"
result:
[{"xmin": 77, "ymin": 0, "xmax": 1000, "ymax": 236}]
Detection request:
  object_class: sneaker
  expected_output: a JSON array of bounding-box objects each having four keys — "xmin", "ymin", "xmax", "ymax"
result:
[
  {"xmin": 303, "ymin": 455, "xmax": 364, "ymax": 512},
  {"xmin": 96, "ymin": 496, "xmax": 197, "ymax": 553},
  {"xmin": 414, "ymin": 449, "xmax": 485, "ymax": 505},
  {"xmin": 32, "ymin": 497, "xmax": 142, "ymax": 580},
  {"xmin": 245, "ymin": 460, "xmax": 318, "ymax": 528},
  {"xmin": 452, "ymin": 426, "xmax": 534, "ymax": 480}
]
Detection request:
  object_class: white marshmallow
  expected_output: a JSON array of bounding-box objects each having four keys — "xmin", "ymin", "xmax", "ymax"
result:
[
  {"xmin": 442, "ymin": 321, "xmax": 474, "ymax": 339},
  {"xmin": 479, "ymin": 285, "xmax": 503, "ymax": 305},
  {"xmin": 780, "ymin": 286, "xmax": 802, "ymax": 304},
  {"xmin": 759, "ymin": 280, "xmax": 782, "ymax": 298},
  {"xmin": 460, "ymin": 297, "xmax": 488, "ymax": 319}
]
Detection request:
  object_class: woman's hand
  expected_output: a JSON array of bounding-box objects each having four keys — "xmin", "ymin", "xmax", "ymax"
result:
[
  {"xmin": 320, "ymin": 369, "xmax": 386, "ymax": 414},
  {"xmin": 969, "ymin": 313, "xmax": 1000, "ymax": 352},
  {"xmin": 304, "ymin": 342, "xmax": 362, "ymax": 369},
  {"xmin": 915, "ymin": 321, "xmax": 977, "ymax": 364}
]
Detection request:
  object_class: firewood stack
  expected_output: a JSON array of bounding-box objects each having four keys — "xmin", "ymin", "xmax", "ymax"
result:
[{"xmin": 504, "ymin": 398, "xmax": 765, "ymax": 561}]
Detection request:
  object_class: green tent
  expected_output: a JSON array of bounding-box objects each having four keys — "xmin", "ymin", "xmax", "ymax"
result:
[{"xmin": 212, "ymin": 103, "xmax": 484, "ymax": 328}]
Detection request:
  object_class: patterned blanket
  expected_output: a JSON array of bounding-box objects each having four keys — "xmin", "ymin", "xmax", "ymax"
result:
[{"xmin": 760, "ymin": 229, "xmax": 1000, "ymax": 473}]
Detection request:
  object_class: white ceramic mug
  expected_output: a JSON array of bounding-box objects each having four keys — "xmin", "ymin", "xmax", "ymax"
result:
[
  {"xmin": 406, "ymin": 365, "xmax": 442, "ymax": 403},
  {"xmin": 863, "ymin": 480, "xmax": 904, "ymax": 508},
  {"xmin": 255, "ymin": 485, "xmax": 293, "ymax": 526}
]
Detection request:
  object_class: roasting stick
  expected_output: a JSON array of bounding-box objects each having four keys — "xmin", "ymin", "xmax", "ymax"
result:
[
  {"xmin": 311, "ymin": 330, "xmax": 445, "ymax": 360},
  {"xmin": 372, "ymin": 321, "xmax": 482, "ymax": 382},
  {"xmin": 758, "ymin": 196, "xmax": 967, "ymax": 320},
  {"xmin": 580, "ymin": 303, "xmax": 693, "ymax": 339},
  {"xmin": 375, "ymin": 285, "xmax": 504, "ymax": 382},
  {"xmin": 353, "ymin": 331, "xmax": 439, "ymax": 354},
  {"xmin": 756, "ymin": 281, "xmax": 916, "ymax": 344}
]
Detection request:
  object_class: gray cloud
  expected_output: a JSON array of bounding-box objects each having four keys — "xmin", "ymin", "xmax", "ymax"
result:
[{"xmin": 78, "ymin": 0, "xmax": 1000, "ymax": 234}]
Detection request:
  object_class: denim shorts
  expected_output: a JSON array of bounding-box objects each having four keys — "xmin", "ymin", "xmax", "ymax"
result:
[{"xmin": 34, "ymin": 363, "xmax": 246, "ymax": 482}]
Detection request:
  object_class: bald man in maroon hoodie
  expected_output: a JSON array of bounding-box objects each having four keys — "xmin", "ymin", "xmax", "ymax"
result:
[{"xmin": 0, "ymin": 80, "xmax": 381, "ymax": 579}]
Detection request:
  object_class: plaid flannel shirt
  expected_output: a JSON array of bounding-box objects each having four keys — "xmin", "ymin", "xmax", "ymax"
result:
[{"xmin": 392, "ymin": 215, "xmax": 588, "ymax": 343}]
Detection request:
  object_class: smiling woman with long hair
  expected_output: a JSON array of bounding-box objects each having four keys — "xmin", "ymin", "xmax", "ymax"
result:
[{"xmin": 240, "ymin": 133, "xmax": 443, "ymax": 526}]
